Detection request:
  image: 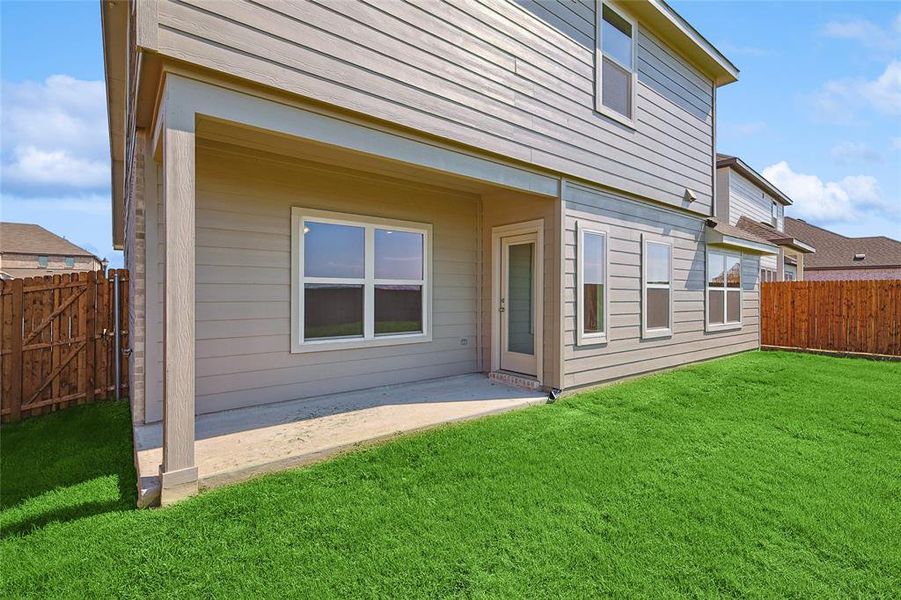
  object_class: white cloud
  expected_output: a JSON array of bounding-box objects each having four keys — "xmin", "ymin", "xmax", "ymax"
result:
[
  {"xmin": 812, "ymin": 60, "xmax": 901, "ymax": 122},
  {"xmin": 821, "ymin": 14, "xmax": 901, "ymax": 52},
  {"xmin": 762, "ymin": 161, "xmax": 889, "ymax": 222},
  {"xmin": 1, "ymin": 75, "xmax": 109, "ymax": 195},
  {"xmin": 830, "ymin": 141, "xmax": 882, "ymax": 165},
  {"xmin": 4, "ymin": 146, "xmax": 109, "ymax": 188}
]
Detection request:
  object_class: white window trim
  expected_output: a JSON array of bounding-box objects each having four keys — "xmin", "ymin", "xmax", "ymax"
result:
[
  {"xmin": 705, "ymin": 248, "xmax": 743, "ymax": 332},
  {"xmin": 641, "ymin": 234, "xmax": 673, "ymax": 340},
  {"xmin": 576, "ymin": 221, "xmax": 609, "ymax": 346},
  {"xmin": 290, "ymin": 207, "xmax": 432, "ymax": 353},
  {"xmin": 595, "ymin": 0, "xmax": 639, "ymax": 129}
]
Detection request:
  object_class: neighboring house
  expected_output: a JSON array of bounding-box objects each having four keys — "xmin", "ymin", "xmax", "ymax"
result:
[
  {"xmin": 784, "ymin": 218, "xmax": 901, "ymax": 281},
  {"xmin": 715, "ymin": 154, "xmax": 815, "ymax": 281},
  {"xmin": 102, "ymin": 0, "xmax": 780, "ymax": 503},
  {"xmin": 0, "ymin": 222, "xmax": 104, "ymax": 280}
]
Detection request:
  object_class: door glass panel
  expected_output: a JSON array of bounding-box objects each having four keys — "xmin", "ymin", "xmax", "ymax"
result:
[{"xmin": 507, "ymin": 242, "xmax": 534, "ymax": 355}]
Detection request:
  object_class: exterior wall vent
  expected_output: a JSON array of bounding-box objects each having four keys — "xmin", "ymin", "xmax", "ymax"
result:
[{"xmin": 853, "ymin": 253, "xmax": 866, "ymax": 261}]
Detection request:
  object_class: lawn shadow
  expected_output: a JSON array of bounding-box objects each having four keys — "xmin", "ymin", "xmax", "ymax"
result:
[{"xmin": 1, "ymin": 401, "xmax": 136, "ymax": 536}]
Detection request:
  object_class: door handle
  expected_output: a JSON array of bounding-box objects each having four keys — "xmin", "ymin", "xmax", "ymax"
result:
[{"xmin": 499, "ymin": 297, "xmax": 505, "ymax": 313}]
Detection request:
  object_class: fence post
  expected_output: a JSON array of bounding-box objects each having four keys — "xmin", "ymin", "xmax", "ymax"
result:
[
  {"xmin": 85, "ymin": 271, "xmax": 96, "ymax": 403},
  {"xmin": 114, "ymin": 270, "xmax": 121, "ymax": 401},
  {"xmin": 8, "ymin": 279, "xmax": 24, "ymax": 421}
]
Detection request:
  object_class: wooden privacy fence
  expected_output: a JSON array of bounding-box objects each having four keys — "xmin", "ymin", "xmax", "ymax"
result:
[
  {"xmin": 1, "ymin": 270, "xmax": 129, "ymax": 422},
  {"xmin": 761, "ymin": 280, "xmax": 901, "ymax": 356}
]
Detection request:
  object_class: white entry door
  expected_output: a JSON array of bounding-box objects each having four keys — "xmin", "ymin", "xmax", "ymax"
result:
[{"xmin": 500, "ymin": 233, "xmax": 539, "ymax": 376}]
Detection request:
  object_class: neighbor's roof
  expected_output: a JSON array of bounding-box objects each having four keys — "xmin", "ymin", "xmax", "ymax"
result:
[
  {"xmin": 716, "ymin": 153, "xmax": 792, "ymax": 206},
  {"xmin": 784, "ymin": 218, "xmax": 901, "ymax": 270},
  {"xmin": 0, "ymin": 223, "xmax": 98, "ymax": 258},
  {"xmin": 734, "ymin": 217, "xmax": 815, "ymax": 254}
]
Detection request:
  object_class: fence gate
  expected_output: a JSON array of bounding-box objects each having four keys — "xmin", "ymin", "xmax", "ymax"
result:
[{"xmin": 1, "ymin": 270, "xmax": 129, "ymax": 422}]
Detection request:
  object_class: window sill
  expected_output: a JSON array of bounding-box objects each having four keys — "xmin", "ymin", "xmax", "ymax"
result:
[
  {"xmin": 706, "ymin": 323, "xmax": 742, "ymax": 333},
  {"xmin": 641, "ymin": 328, "xmax": 672, "ymax": 340},
  {"xmin": 576, "ymin": 333, "xmax": 608, "ymax": 347},
  {"xmin": 291, "ymin": 332, "xmax": 431, "ymax": 354},
  {"xmin": 595, "ymin": 104, "xmax": 637, "ymax": 130}
]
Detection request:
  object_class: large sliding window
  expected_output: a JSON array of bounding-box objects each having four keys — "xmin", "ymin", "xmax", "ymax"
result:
[
  {"xmin": 596, "ymin": 1, "xmax": 637, "ymax": 125},
  {"xmin": 577, "ymin": 223, "xmax": 608, "ymax": 345},
  {"xmin": 642, "ymin": 236, "xmax": 672, "ymax": 339},
  {"xmin": 291, "ymin": 208, "xmax": 431, "ymax": 352},
  {"xmin": 707, "ymin": 250, "xmax": 742, "ymax": 329}
]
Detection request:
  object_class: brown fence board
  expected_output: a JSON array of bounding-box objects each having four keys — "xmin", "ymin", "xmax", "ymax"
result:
[
  {"xmin": 0, "ymin": 270, "xmax": 129, "ymax": 422},
  {"xmin": 762, "ymin": 279, "xmax": 901, "ymax": 356}
]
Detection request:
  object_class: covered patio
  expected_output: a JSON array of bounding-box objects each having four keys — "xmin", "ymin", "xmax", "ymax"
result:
[
  {"xmin": 139, "ymin": 73, "xmax": 562, "ymax": 505},
  {"xmin": 134, "ymin": 374, "xmax": 546, "ymax": 507}
]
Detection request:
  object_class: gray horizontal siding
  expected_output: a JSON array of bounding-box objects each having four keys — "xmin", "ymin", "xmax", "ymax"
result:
[
  {"xmin": 728, "ymin": 170, "xmax": 783, "ymax": 231},
  {"xmin": 153, "ymin": 0, "xmax": 715, "ymax": 213},
  {"xmin": 562, "ymin": 182, "xmax": 760, "ymax": 389}
]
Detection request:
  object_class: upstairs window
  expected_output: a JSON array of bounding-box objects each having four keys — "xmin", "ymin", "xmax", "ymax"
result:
[
  {"xmin": 642, "ymin": 236, "xmax": 672, "ymax": 338},
  {"xmin": 37, "ymin": 255, "xmax": 48, "ymax": 268},
  {"xmin": 596, "ymin": 2, "xmax": 637, "ymax": 124},
  {"xmin": 771, "ymin": 201, "xmax": 778, "ymax": 226},
  {"xmin": 65, "ymin": 257, "xmax": 75, "ymax": 268},
  {"xmin": 291, "ymin": 208, "xmax": 431, "ymax": 353},
  {"xmin": 708, "ymin": 250, "xmax": 742, "ymax": 328}
]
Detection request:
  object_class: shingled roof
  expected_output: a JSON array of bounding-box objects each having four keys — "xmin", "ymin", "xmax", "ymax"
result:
[
  {"xmin": 0, "ymin": 222, "xmax": 98, "ymax": 258},
  {"xmin": 734, "ymin": 216, "xmax": 815, "ymax": 253},
  {"xmin": 783, "ymin": 218, "xmax": 901, "ymax": 269}
]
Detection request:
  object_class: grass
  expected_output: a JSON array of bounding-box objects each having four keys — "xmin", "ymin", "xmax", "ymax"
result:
[{"xmin": 1, "ymin": 351, "xmax": 899, "ymax": 598}]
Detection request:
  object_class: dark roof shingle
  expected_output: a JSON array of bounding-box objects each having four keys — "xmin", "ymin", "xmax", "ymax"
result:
[
  {"xmin": 734, "ymin": 217, "xmax": 815, "ymax": 252},
  {"xmin": 783, "ymin": 218, "xmax": 901, "ymax": 269},
  {"xmin": 0, "ymin": 222, "xmax": 98, "ymax": 258}
]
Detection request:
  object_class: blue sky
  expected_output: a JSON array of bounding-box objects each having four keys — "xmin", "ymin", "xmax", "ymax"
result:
[
  {"xmin": 673, "ymin": 0, "xmax": 900, "ymax": 238},
  {"xmin": 1, "ymin": 1, "xmax": 898, "ymax": 269}
]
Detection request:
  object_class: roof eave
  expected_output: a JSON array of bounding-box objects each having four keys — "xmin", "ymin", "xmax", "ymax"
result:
[
  {"xmin": 716, "ymin": 156, "xmax": 793, "ymax": 205},
  {"xmin": 773, "ymin": 238, "xmax": 816, "ymax": 253},
  {"xmin": 633, "ymin": 0, "xmax": 739, "ymax": 86},
  {"xmin": 101, "ymin": 0, "xmax": 128, "ymax": 251},
  {"xmin": 705, "ymin": 222, "xmax": 779, "ymax": 255}
]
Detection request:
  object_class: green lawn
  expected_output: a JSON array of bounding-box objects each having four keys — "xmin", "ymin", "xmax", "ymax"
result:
[{"xmin": 2, "ymin": 351, "xmax": 899, "ymax": 597}]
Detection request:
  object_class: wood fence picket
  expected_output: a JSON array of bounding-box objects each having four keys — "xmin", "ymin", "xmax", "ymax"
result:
[
  {"xmin": 761, "ymin": 280, "xmax": 901, "ymax": 356},
  {"xmin": 0, "ymin": 270, "xmax": 129, "ymax": 422}
]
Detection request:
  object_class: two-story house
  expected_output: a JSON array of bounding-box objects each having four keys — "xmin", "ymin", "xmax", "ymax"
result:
[
  {"xmin": 715, "ymin": 154, "xmax": 815, "ymax": 281},
  {"xmin": 102, "ymin": 0, "xmax": 779, "ymax": 504},
  {"xmin": 0, "ymin": 222, "xmax": 104, "ymax": 280}
]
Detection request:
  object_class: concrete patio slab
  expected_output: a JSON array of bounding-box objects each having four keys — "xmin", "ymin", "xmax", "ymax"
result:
[{"xmin": 134, "ymin": 374, "xmax": 547, "ymax": 507}]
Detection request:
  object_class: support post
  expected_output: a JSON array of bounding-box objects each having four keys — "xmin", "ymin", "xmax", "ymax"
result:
[
  {"xmin": 777, "ymin": 247, "xmax": 785, "ymax": 282},
  {"xmin": 159, "ymin": 104, "xmax": 198, "ymax": 506}
]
